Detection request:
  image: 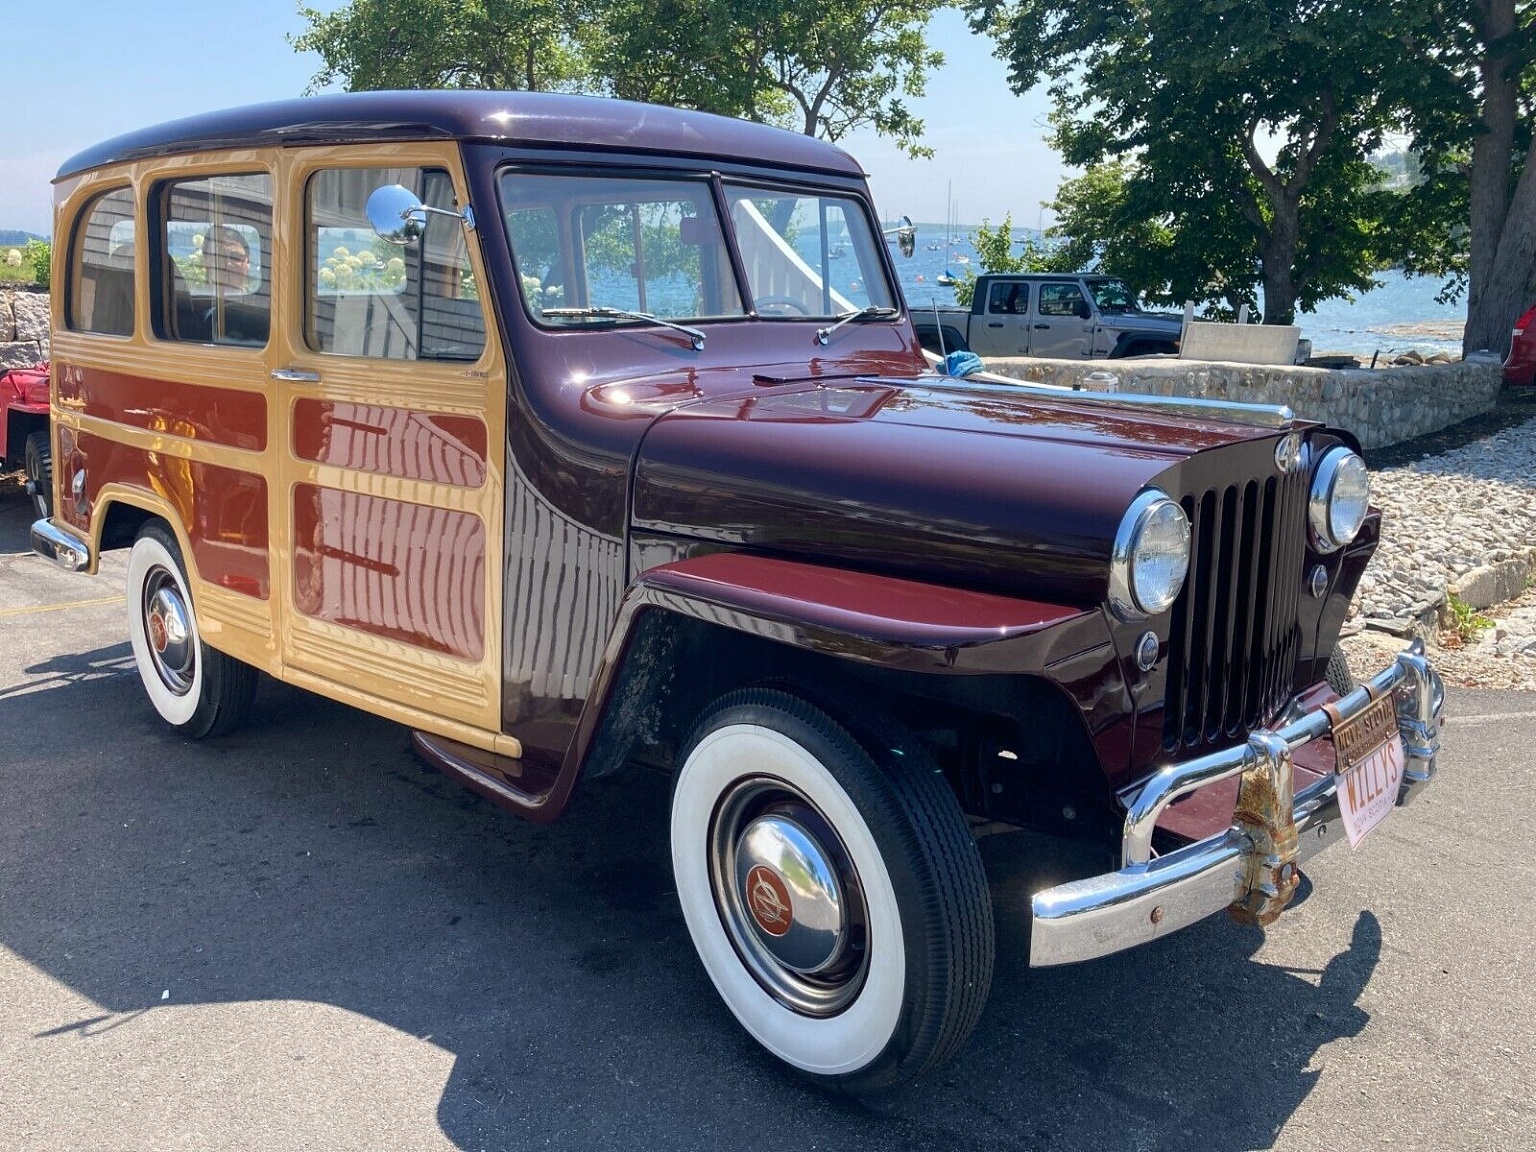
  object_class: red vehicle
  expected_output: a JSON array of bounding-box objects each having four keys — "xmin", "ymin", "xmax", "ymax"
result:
[
  {"xmin": 1503, "ymin": 304, "xmax": 1536, "ymax": 386},
  {"xmin": 1, "ymin": 360, "xmax": 50, "ymax": 518}
]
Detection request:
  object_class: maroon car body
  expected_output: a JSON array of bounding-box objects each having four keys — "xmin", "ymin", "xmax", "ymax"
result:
[{"xmin": 36, "ymin": 92, "xmax": 1443, "ymax": 1091}]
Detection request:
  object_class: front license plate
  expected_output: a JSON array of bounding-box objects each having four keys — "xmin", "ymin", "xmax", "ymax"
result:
[{"xmin": 1333, "ymin": 691, "xmax": 1406, "ymax": 848}]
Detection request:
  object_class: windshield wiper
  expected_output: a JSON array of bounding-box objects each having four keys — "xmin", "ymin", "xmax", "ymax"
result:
[
  {"xmin": 815, "ymin": 306, "xmax": 900, "ymax": 345},
  {"xmin": 542, "ymin": 306, "xmax": 706, "ymax": 350}
]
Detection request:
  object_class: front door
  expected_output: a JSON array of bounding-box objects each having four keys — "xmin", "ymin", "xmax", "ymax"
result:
[
  {"xmin": 1031, "ymin": 281, "xmax": 1096, "ymax": 358},
  {"xmin": 269, "ymin": 145, "xmax": 506, "ymax": 738}
]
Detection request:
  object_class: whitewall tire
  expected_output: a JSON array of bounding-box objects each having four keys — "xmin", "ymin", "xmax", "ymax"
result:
[
  {"xmin": 126, "ymin": 522, "xmax": 257, "ymax": 739},
  {"xmin": 671, "ymin": 688, "xmax": 993, "ymax": 1093}
]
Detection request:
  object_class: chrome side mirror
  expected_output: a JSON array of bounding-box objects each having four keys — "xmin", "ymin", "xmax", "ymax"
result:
[
  {"xmin": 882, "ymin": 215, "xmax": 916, "ymax": 259},
  {"xmin": 366, "ymin": 184, "xmax": 474, "ymax": 246},
  {"xmin": 366, "ymin": 184, "xmax": 427, "ymax": 245}
]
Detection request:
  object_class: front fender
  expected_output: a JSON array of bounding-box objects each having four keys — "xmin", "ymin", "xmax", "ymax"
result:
[{"xmin": 553, "ymin": 552, "xmax": 1132, "ymax": 814}]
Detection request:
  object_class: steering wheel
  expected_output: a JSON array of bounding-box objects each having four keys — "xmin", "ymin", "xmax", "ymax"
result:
[{"xmin": 755, "ymin": 295, "xmax": 811, "ymax": 317}]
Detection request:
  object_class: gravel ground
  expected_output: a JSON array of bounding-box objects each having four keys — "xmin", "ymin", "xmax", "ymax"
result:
[{"xmin": 1343, "ymin": 394, "xmax": 1536, "ymax": 690}]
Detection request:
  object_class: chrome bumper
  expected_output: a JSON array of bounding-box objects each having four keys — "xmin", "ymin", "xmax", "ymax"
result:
[
  {"xmin": 30, "ymin": 518, "xmax": 91, "ymax": 572},
  {"xmin": 1029, "ymin": 639, "xmax": 1443, "ymax": 966}
]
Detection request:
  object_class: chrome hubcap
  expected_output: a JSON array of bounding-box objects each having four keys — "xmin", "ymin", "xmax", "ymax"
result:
[
  {"xmin": 710, "ymin": 778, "xmax": 869, "ymax": 1016},
  {"xmin": 143, "ymin": 569, "xmax": 194, "ymax": 695}
]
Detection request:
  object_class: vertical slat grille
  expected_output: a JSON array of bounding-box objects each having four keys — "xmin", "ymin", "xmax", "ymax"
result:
[{"xmin": 1163, "ymin": 465, "xmax": 1308, "ymax": 755}]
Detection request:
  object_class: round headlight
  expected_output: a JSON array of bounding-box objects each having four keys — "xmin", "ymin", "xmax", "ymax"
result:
[
  {"xmin": 1110, "ymin": 490, "xmax": 1191, "ymax": 620},
  {"xmin": 1309, "ymin": 447, "xmax": 1370, "ymax": 553}
]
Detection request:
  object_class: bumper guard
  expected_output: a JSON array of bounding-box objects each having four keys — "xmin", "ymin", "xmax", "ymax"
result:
[
  {"xmin": 31, "ymin": 519, "xmax": 91, "ymax": 572},
  {"xmin": 1029, "ymin": 638, "xmax": 1443, "ymax": 966}
]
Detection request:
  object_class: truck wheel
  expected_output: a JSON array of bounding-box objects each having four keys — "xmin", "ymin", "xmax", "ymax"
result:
[
  {"xmin": 24, "ymin": 430, "xmax": 51, "ymax": 520},
  {"xmin": 670, "ymin": 688, "xmax": 993, "ymax": 1093},
  {"xmin": 126, "ymin": 522, "xmax": 257, "ymax": 739}
]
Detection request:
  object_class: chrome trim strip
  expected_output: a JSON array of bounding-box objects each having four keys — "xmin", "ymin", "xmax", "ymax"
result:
[
  {"xmin": 30, "ymin": 519, "xmax": 91, "ymax": 573},
  {"xmin": 913, "ymin": 374, "xmax": 1299, "ymax": 429},
  {"xmin": 1030, "ymin": 639, "xmax": 1442, "ymax": 967}
]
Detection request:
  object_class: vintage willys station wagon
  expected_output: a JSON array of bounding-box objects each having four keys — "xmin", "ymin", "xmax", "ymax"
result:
[{"xmin": 32, "ymin": 91, "xmax": 1442, "ymax": 1092}]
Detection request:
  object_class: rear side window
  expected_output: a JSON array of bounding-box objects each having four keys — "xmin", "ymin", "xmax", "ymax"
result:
[
  {"xmin": 155, "ymin": 173, "xmax": 273, "ymax": 347},
  {"xmin": 67, "ymin": 187, "xmax": 136, "ymax": 336},
  {"xmin": 987, "ymin": 281, "xmax": 1028, "ymax": 315},
  {"xmin": 305, "ymin": 166, "xmax": 486, "ymax": 361}
]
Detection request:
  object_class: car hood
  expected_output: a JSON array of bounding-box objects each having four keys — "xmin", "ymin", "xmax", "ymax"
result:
[{"xmin": 631, "ymin": 374, "xmax": 1293, "ymax": 604}]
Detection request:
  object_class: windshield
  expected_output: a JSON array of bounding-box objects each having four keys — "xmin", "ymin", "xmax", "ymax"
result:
[
  {"xmin": 1086, "ymin": 277, "xmax": 1139, "ymax": 314},
  {"xmin": 498, "ymin": 170, "xmax": 895, "ymax": 327},
  {"xmin": 723, "ymin": 186, "xmax": 895, "ymax": 318}
]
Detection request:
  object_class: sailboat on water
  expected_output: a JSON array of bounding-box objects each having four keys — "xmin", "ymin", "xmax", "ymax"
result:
[{"xmin": 936, "ymin": 183, "xmax": 961, "ymax": 286}]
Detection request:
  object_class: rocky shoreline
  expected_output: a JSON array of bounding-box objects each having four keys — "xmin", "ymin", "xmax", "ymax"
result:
[{"xmin": 1342, "ymin": 395, "xmax": 1536, "ymax": 690}]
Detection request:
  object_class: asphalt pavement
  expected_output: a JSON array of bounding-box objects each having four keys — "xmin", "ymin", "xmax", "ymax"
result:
[{"xmin": 1, "ymin": 478, "xmax": 1532, "ymax": 1152}]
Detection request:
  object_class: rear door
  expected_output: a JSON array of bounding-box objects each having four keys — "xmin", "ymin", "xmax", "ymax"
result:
[
  {"xmin": 270, "ymin": 144, "xmax": 507, "ymax": 737},
  {"xmin": 976, "ymin": 278, "xmax": 1031, "ymax": 356},
  {"xmin": 1031, "ymin": 281, "xmax": 1095, "ymax": 358}
]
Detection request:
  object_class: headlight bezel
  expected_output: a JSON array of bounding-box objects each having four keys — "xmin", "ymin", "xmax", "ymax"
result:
[
  {"xmin": 1308, "ymin": 447, "xmax": 1370, "ymax": 554},
  {"xmin": 1109, "ymin": 489, "xmax": 1191, "ymax": 622}
]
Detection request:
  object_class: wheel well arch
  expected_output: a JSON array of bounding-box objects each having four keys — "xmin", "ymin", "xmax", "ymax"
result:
[{"xmin": 581, "ymin": 607, "xmax": 1118, "ymax": 839}]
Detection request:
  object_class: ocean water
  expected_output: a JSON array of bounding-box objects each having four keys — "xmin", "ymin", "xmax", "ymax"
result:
[{"xmin": 893, "ymin": 232, "xmax": 1465, "ymax": 358}]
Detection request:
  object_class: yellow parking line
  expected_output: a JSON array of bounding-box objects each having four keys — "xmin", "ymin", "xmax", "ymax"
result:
[{"xmin": 0, "ymin": 595, "xmax": 125, "ymax": 618}]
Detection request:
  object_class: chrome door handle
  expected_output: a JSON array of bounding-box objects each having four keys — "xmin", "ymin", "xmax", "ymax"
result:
[{"xmin": 271, "ymin": 368, "xmax": 321, "ymax": 383}]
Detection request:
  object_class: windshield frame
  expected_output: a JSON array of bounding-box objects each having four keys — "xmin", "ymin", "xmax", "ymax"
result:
[{"xmin": 495, "ymin": 163, "xmax": 902, "ymax": 333}]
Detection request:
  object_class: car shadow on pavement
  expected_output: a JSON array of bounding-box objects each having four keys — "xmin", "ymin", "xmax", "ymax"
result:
[{"xmin": 0, "ymin": 665, "xmax": 1379, "ymax": 1152}]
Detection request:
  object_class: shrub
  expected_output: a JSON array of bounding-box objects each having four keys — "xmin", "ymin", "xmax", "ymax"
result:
[{"xmin": 24, "ymin": 239, "xmax": 50, "ymax": 288}]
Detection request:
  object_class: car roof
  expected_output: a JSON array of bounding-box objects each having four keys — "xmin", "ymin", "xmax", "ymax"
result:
[{"xmin": 57, "ymin": 90, "xmax": 866, "ymax": 180}]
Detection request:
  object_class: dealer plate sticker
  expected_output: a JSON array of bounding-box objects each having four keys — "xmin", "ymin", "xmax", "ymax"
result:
[{"xmin": 1333, "ymin": 691, "xmax": 1406, "ymax": 849}]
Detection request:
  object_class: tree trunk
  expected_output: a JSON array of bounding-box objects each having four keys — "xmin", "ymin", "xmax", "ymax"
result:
[
  {"xmin": 1260, "ymin": 198, "xmax": 1301, "ymax": 325},
  {"xmin": 1464, "ymin": 0, "xmax": 1522, "ymax": 356},
  {"xmin": 1467, "ymin": 157, "xmax": 1536, "ymax": 354}
]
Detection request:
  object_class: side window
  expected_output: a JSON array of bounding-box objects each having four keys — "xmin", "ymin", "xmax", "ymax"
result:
[
  {"xmin": 67, "ymin": 187, "xmax": 136, "ymax": 336},
  {"xmin": 987, "ymin": 281, "xmax": 1027, "ymax": 315},
  {"xmin": 1039, "ymin": 283, "xmax": 1088, "ymax": 317},
  {"xmin": 306, "ymin": 166, "xmax": 486, "ymax": 361},
  {"xmin": 155, "ymin": 173, "xmax": 272, "ymax": 347}
]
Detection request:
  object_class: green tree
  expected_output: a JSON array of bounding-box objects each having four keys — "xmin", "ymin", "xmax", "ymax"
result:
[
  {"xmin": 951, "ymin": 212, "xmax": 1071, "ymax": 306},
  {"xmin": 294, "ymin": 1, "xmax": 588, "ymax": 91},
  {"xmin": 965, "ymin": 0, "xmax": 1441, "ymax": 324},
  {"xmin": 1399, "ymin": 1, "xmax": 1536, "ymax": 356},
  {"xmin": 293, "ymin": 0, "xmax": 948, "ymax": 157}
]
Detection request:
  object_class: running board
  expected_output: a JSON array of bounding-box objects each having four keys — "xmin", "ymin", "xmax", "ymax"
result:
[{"xmin": 411, "ymin": 731, "xmax": 561, "ymax": 819}]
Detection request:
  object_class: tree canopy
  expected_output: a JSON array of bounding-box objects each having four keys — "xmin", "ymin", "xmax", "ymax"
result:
[
  {"xmin": 294, "ymin": 0, "xmax": 947, "ymax": 156},
  {"xmin": 965, "ymin": 0, "xmax": 1444, "ymax": 325}
]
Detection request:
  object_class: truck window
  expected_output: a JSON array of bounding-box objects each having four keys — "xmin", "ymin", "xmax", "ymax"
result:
[
  {"xmin": 155, "ymin": 174, "xmax": 272, "ymax": 347},
  {"xmin": 723, "ymin": 187, "xmax": 894, "ymax": 317},
  {"xmin": 306, "ymin": 167, "xmax": 486, "ymax": 361},
  {"xmin": 67, "ymin": 187, "xmax": 136, "ymax": 337},
  {"xmin": 500, "ymin": 172, "xmax": 744, "ymax": 323},
  {"xmin": 1038, "ymin": 283, "xmax": 1088, "ymax": 317},
  {"xmin": 987, "ymin": 281, "xmax": 1028, "ymax": 315}
]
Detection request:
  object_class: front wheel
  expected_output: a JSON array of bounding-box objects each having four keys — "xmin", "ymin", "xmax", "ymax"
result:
[
  {"xmin": 670, "ymin": 689, "xmax": 993, "ymax": 1093},
  {"xmin": 126, "ymin": 522, "xmax": 258, "ymax": 739}
]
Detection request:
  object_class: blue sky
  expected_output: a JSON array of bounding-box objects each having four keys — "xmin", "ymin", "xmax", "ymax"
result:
[{"xmin": 0, "ymin": 2, "xmax": 1062, "ymax": 237}]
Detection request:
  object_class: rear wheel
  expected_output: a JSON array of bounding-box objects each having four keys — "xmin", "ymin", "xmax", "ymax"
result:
[
  {"xmin": 670, "ymin": 688, "xmax": 993, "ymax": 1093},
  {"xmin": 126, "ymin": 522, "xmax": 257, "ymax": 739},
  {"xmin": 24, "ymin": 430, "xmax": 51, "ymax": 520}
]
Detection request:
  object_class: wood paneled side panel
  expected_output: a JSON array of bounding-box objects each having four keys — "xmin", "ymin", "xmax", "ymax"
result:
[
  {"xmin": 292, "ymin": 484, "xmax": 485, "ymax": 661},
  {"xmin": 292, "ymin": 399, "xmax": 487, "ymax": 487}
]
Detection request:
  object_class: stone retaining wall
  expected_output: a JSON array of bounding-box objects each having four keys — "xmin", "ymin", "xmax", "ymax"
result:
[
  {"xmin": 0, "ymin": 287, "xmax": 50, "ymax": 369},
  {"xmin": 982, "ymin": 354, "xmax": 1503, "ymax": 449}
]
